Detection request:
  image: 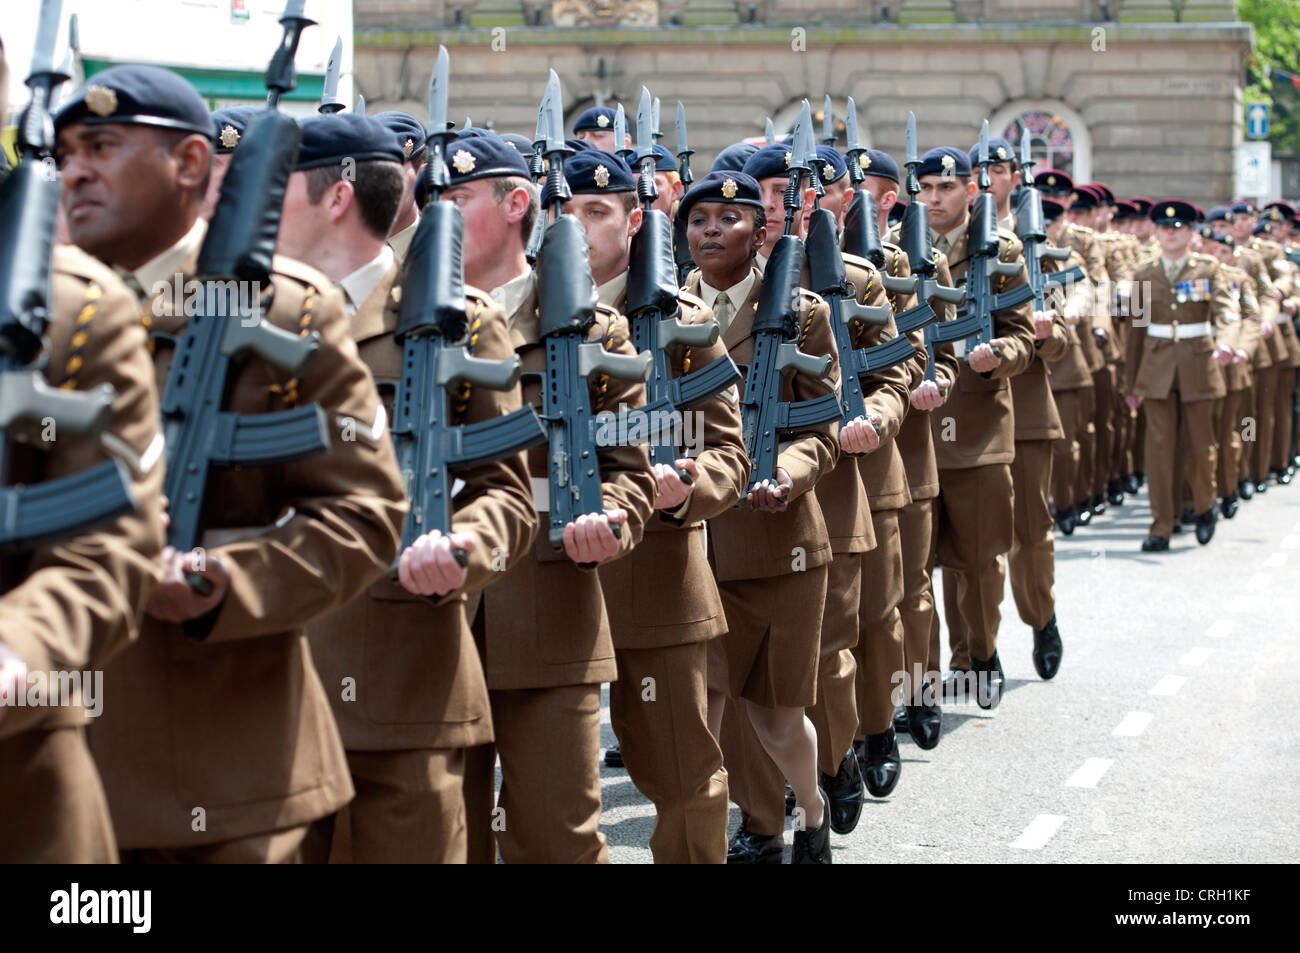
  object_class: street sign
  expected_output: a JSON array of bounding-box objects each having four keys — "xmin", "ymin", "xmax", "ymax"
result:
[
  {"xmin": 1236, "ymin": 141, "xmax": 1271, "ymax": 198},
  {"xmin": 1247, "ymin": 102, "xmax": 1269, "ymax": 140}
]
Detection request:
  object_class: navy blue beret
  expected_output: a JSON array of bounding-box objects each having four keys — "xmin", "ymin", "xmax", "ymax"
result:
[
  {"xmin": 564, "ymin": 149, "xmax": 635, "ymax": 193},
  {"xmin": 445, "ymin": 132, "xmax": 530, "ymax": 184},
  {"xmin": 814, "ymin": 145, "xmax": 847, "ymax": 185},
  {"xmin": 675, "ymin": 170, "xmax": 764, "ymax": 228},
  {"xmin": 711, "ymin": 141, "xmax": 758, "ymax": 173},
  {"xmin": 455, "ymin": 126, "xmax": 494, "ymax": 139},
  {"xmin": 1230, "ymin": 200, "xmax": 1257, "ymax": 216},
  {"xmin": 1151, "ymin": 199, "xmax": 1198, "ymax": 226},
  {"xmin": 294, "ymin": 114, "xmax": 405, "ymax": 171},
  {"xmin": 499, "ymin": 132, "xmax": 536, "ymax": 156},
  {"xmin": 211, "ymin": 105, "xmax": 263, "ymax": 153},
  {"xmin": 373, "ymin": 110, "xmax": 428, "ymax": 162},
  {"xmin": 56, "ymin": 65, "xmax": 214, "ymax": 138},
  {"xmin": 573, "ymin": 106, "xmax": 618, "ymax": 134},
  {"xmin": 651, "ymin": 143, "xmax": 677, "ymax": 173},
  {"xmin": 743, "ymin": 143, "xmax": 795, "ymax": 181},
  {"xmin": 967, "ymin": 136, "xmax": 1016, "ymax": 168},
  {"xmin": 918, "ymin": 147, "xmax": 970, "ymax": 179},
  {"xmin": 855, "ymin": 149, "xmax": 899, "ymax": 184},
  {"xmin": 566, "ymin": 137, "xmax": 595, "ymax": 153},
  {"xmin": 1204, "ymin": 205, "xmax": 1233, "ymax": 223}
]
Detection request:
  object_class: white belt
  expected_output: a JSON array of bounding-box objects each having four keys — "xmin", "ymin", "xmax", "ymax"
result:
[{"xmin": 1146, "ymin": 321, "xmax": 1212, "ymax": 341}]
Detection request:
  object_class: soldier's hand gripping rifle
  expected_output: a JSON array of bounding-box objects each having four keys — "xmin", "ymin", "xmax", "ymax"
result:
[
  {"xmin": 625, "ymin": 88, "xmax": 742, "ymax": 474},
  {"xmin": 738, "ymin": 101, "xmax": 841, "ymax": 502},
  {"xmin": 0, "ymin": 0, "xmax": 135, "ymax": 550},
  {"xmin": 673, "ymin": 102, "xmax": 696, "ymax": 286},
  {"xmin": 161, "ymin": 0, "xmax": 330, "ymax": 586},
  {"xmin": 1015, "ymin": 128, "xmax": 1083, "ymax": 312},
  {"xmin": 802, "ymin": 103, "xmax": 913, "ymax": 428},
  {"xmin": 391, "ymin": 46, "xmax": 547, "ymax": 568},
  {"xmin": 535, "ymin": 71, "xmax": 652, "ymax": 549}
]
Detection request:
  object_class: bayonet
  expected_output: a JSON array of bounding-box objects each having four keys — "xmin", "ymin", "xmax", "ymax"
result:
[
  {"xmin": 319, "ymin": 36, "xmax": 344, "ymax": 114},
  {"xmin": 764, "ymin": 117, "xmax": 775, "ymax": 146},
  {"xmin": 614, "ymin": 102, "xmax": 632, "ymax": 163},
  {"xmin": 821, "ymin": 94, "xmax": 834, "ymax": 145},
  {"xmin": 264, "ymin": 0, "xmax": 316, "ymax": 108},
  {"xmin": 355, "ymin": 93, "xmax": 365, "ymax": 116},
  {"xmin": 651, "ymin": 96, "xmax": 662, "ymax": 140}
]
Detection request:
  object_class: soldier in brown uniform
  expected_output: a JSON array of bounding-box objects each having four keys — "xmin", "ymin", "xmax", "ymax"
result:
[
  {"xmin": 55, "ymin": 65, "xmax": 408, "ymax": 862},
  {"xmin": 918, "ymin": 146, "xmax": 1036, "ymax": 709},
  {"xmin": 1248, "ymin": 208, "xmax": 1300, "ymax": 484},
  {"xmin": 0, "ymin": 241, "xmax": 166, "ymax": 862},
  {"xmin": 272, "ymin": 115, "xmax": 537, "ymax": 864},
  {"xmin": 1125, "ymin": 200, "xmax": 1237, "ymax": 551},
  {"xmin": 445, "ymin": 134, "xmax": 655, "ymax": 864},
  {"xmin": 560, "ymin": 149, "xmax": 749, "ymax": 864},
  {"xmin": 373, "ymin": 111, "xmax": 428, "ymax": 262},
  {"xmin": 681, "ymin": 169, "xmax": 840, "ymax": 864}
]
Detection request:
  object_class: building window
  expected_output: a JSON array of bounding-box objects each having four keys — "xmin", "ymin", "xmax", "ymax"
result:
[{"xmin": 989, "ymin": 100, "xmax": 1091, "ymax": 183}]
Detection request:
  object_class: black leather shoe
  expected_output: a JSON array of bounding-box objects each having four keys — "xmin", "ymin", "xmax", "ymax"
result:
[
  {"xmin": 1220, "ymin": 493, "xmax": 1239, "ymax": 520},
  {"xmin": 1052, "ymin": 505, "xmax": 1075, "ymax": 536},
  {"xmin": 1107, "ymin": 479, "xmax": 1125, "ymax": 506},
  {"xmin": 969, "ymin": 651, "xmax": 1005, "ymax": 710},
  {"xmin": 1073, "ymin": 501, "xmax": 1092, "ymax": 527},
  {"xmin": 726, "ymin": 820, "xmax": 784, "ymax": 864},
  {"xmin": 941, "ymin": 668, "xmax": 971, "ymax": 703},
  {"xmin": 604, "ymin": 745, "xmax": 623, "ymax": 768},
  {"xmin": 1195, "ymin": 508, "xmax": 1216, "ymax": 546},
  {"xmin": 1180, "ymin": 505, "xmax": 1196, "ymax": 525},
  {"xmin": 1141, "ymin": 534, "xmax": 1169, "ymax": 552},
  {"xmin": 892, "ymin": 704, "xmax": 909, "ymax": 735},
  {"xmin": 1272, "ymin": 467, "xmax": 1292, "ymax": 486},
  {"xmin": 1255, "ymin": 480, "xmax": 1268, "ymax": 495},
  {"xmin": 905, "ymin": 700, "xmax": 942, "ymax": 750},
  {"xmin": 1032, "ymin": 614, "xmax": 1064, "ymax": 680},
  {"xmin": 820, "ymin": 749, "xmax": 865, "ymax": 835},
  {"xmin": 1239, "ymin": 479, "xmax": 1255, "ymax": 501},
  {"xmin": 785, "ymin": 782, "xmax": 795, "ymax": 817},
  {"xmin": 1089, "ymin": 494, "xmax": 1107, "ymax": 517},
  {"xmin": 790, "ymin": 790, "xmax": 831, "ymax": 864},
  {"xmin": 1135, "ymin": 470, "xmax": 1145, "ymax": 487},
  {"xmin": 1123, "ymin": 473, "xmax": 1141, "ymax": 495},
  {"xmin": 859, "ymin": 729, "xmax": 901, "ymax": 798}
]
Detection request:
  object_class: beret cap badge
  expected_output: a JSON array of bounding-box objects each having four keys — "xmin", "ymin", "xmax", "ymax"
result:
[
  {"xmin": 859, "ymin": 153, "xmax": 872, "ymax": 170},
  {"xmin": 596, "ymin": 114, "xmax": 610, "ymax": 128},
  {"xmin": 219, "ymin": 124, "xmax": 240, "ymax": 149},
  {"xmin": 403, "ymin": 138, "xmax": 415, "ymax": 158},
  {"xmin": 996, "ymin": 146, "xmax": 1008, "ymax": 160},
  {"xmin": 941, "ymin": 153, "xmax": 955, "ymax": 174},
  {"xmin": 452, "ymin": 149, "xmax": 476, "ymax": 174},
  {"xmin": 85, "ymin": 85, "xmax": 118, "ymax": 117},
  {"xmin": 722, "ymin": 177, "xmax": 738, "ymax": 199},
  {"xmin": 594, "ymin": 164, "xmax": 611, "ymax": 188}
]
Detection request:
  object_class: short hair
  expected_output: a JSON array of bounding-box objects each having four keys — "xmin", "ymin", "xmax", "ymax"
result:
[
  {"xmin": 304, "ymin": 159, "xmax": 404, "ymax": 239},
  {"xmin": 491, "ymin": 175, "xmax": 540, "ymax": 245},
  {"xmin": 151, "ymin": 126, "xmax": 212, "ymax": 200}
]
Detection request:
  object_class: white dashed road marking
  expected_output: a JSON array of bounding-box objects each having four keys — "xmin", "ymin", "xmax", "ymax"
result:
[
  {"xmin": 1150, "ymin": 675, "xmax": 1187, "ymax": 697},
  {"xmin": 1179, "ymin": 647, "xmax": 1212, "ymax": 667},
  {"xmin": 1204, "ymin": 619, "xmax": 1234, "ymax": 639},
  {"xmin": 1113, "ymin": 712, "xmax": 1154, "ymax": 737},
  {"xmin": 1065, "ymin": 758, "xmax": 1114, "ymax": 789},
  {"xmin": 1011, "ymin": 814, "xmax": 1067, "ymax": 850}
]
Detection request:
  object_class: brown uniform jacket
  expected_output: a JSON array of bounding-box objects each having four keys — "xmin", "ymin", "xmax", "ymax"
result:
[
  {"xmin": 1124, "ymin": 253, "xmax": 1235, "ymax": 403},
  {"xmin": 89, "ymin": 249, "xmax": 407, "ymax": 849},
  {"xmin": 598, "ymin": 283, "xmax": 749, "ymax": 649},
  {"xmin": 1240, "ymin": 246, "xmax": 1287, "ymax": 369},
  {"xmin": 1062, "ymin": 222, "xmax": 1118, "ymax": 364},
  {"xmin": 1220, "ymin": 261, "xmax": 1261, "ymax": 393},
  {"xmin": 1011, "ymin": 249, "xmax": 1072, "ymax": 441},
  {"xmin": 1251, "ymin": 237, "xmax": 1300, "ymax": 368},
  {"xmin": 1044, "ymin": 247, "xmax": 1097, "ymax": 391},
  {"xmin": 683, "ymin": 267, "xmax": 840, "ymax": 581},
  {"xmin": 308, "ymin": 264, "xmax": 537, "ymax": 751},
  {"xmin": 930, "ymin": 222, "xmax": 1037, "ymax": 470},
  {"xmin": 478, "ymin": 273, "xmax": 655, "ymax": 690}
]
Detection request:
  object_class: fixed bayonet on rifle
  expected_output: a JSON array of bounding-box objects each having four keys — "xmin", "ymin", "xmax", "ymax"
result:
[
  {"xmin": 162, "ymin": 1, "xmax": 330, "ymax": 579},
  {"xmin": 841, "ymin": 96, "xmax": 886, "ymax": 269},
  {"xmin": 821, "ymin": 94, "xmax": 835, "ymax": 146},
  {"xmin": 738, "ymin": 101, "xmax": 840, "ymax": 500},
  {"xmin": 626, "ymin": 87, "xmax": 742, "ymax": 473},
  {"xmin": 674, "ymin": 102, "xmax": 696, "ymax": 285},
  {"xmin": 651, "ymin": 97, "xmax": 662, "ymax": 141},
  {"xmin": 524, "ymin": 93, "xmax": 549, "ymax": 264},
  {"xmin": 764, "ymin": 117, "xmax": 776, "ymax": 146},
  {"xmin": 392, "ymin": 47, "xmax": 547, "ymax": 567},
  {"xmin": 614, "ymin": 102, "xmax": 633, "ymax": 164},
  {"xmin": 1015, "ymin": 127, "xmax": 1083, "ymax": 311},
  {"xmin": 535, "ymin": 72, "xmax": 652, "ymax": 548},
  {"xmin": 0, "ymin": 0, "xmax": 136, "ymax": 550},
  {"xmin": 318, "ymin": 36, "xmax": 344, "ymax": 114},
  {"xmin": 355, "ymin": 94, "xmax": 365, "ymax": 116},
  {"xmin": 264, "ymin": 0, "xmax": 314, "ymax": 108}
]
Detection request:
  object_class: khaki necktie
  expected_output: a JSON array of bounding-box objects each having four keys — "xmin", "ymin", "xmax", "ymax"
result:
[
  {"xmin": 1164, "ymin": 259, "xmax": 1181, "ymax": 284},
  {"xmin": 934, "ymin": 233, "xmax": 950, "ymax": 256},
  {"xmin": 712, "ymin": 291, "xmax": 733, "ymax": 337}
]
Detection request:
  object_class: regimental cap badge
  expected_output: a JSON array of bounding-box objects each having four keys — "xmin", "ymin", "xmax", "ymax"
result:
[
  {"xmin": 941, "ymin": 153, "xmax": 955, "ymax": 174},
  {"xmin": 859, "ymin": 153, "xmax": 872, "ymax": 170},
  {"xmin": 594, "ymin": 164, "xmax": 610, "ymax": 188},
  {"xmin": 1045, "ymin": 175, "xmax": 1056, "ymax": 186},
  {"xmin": 821, "ymin": 164, "xmax": 835, "ymax": 183},
  {"xmin": 1069, "ymin": 192, "xmax": 1078, "ymax": 204},
  {"xmin": 784, "ymin": 150, "xmax": 791, "ymax": 168},
  {"xmin": 219, "ymin": 124, "xmax": 240, "ymax": 149},
  {"xmin": 597, "ymin": 114, "xmax": 610, "ymax": 128},
  {"xmin": 722, "ymin": 177, "xmax": 738, "ymax": 199},
  {"xmin": 85, "ymin": 85, "xmax": 118, "ymax": 117},
  {"xmin": 403, "ymin": 138, "xmax": 415, "ymax": 158},
  {"xmin": 996, "ymin": 146, "xmax": 1008, "ymax": 160},
  {"xmin": 452, "ymin": 149, "xmax": 476, "ymax": 174},
  {"xmin": 1165, "ymin": 205, "xmax": 1175, "ymax": 217}
]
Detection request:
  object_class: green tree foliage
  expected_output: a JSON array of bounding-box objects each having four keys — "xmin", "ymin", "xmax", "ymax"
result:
[{"xmin": 1240, "ymin": 0, "xmax": 1300, "ymax": 153}]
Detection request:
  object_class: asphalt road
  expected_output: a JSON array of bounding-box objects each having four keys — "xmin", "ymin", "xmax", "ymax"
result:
[{"xmin": 594, "ymin": 480, "xmax": 1300, "ymax": 863}]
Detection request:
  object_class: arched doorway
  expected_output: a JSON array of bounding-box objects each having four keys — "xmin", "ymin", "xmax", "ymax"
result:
[{"xmin": 988, "ymin": 100, "xmax": 1091, "ymax": 183}]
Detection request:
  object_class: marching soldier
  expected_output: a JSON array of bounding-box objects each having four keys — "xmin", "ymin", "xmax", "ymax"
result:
[
  {"xmin": 275, "ymin": 114, "xmax": 537, "ymax": 864},
  {"xmin": 1124, "ymin": 200, "xmax": 1236, "ymax": 551},
  {"xmin": 560, "ymin": 149, "xmax": 749, "ymax": 863},
  {"xmin": 55, "ymin": 65, "xmax": 409, "ymax": 862},
  {"xmin": 373, "ymin": 110, "xmax": 428, "ymax": 261},
  {"xmin": 444, "ymin": 133, "xmax": 656, "ymax": 863}
]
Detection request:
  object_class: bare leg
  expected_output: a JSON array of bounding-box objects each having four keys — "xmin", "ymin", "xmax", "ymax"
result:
[{"xmin": 745, "ymin": 704, "xmax": 824, "ymax": 830}]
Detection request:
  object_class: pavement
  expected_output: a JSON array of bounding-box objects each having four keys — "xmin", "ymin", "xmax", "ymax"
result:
[{"xmin": 593, "ymin": 479, "xmax": 1300, "ymax": 863}]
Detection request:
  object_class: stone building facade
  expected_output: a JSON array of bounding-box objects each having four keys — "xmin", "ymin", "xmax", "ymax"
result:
[{"xmin": 354, "ymin": 0, "xmax": 1254, "ymax": 203}]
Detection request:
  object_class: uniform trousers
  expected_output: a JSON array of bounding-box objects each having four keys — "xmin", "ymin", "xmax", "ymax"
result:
[
  {"xmin": 1008, "ymin": 439, "xmax": 1057, "ymax": 630},
  {"xmin": 898, "ymin": 497, "xmax": 940, "ymax": 699},
  {"xmin": 853, "ymin": 508, "xmax": 905, "ymax": 737},
  {"xmin": 1144, "ymin": 394, "xmax": 1217, "ymax": 539}
]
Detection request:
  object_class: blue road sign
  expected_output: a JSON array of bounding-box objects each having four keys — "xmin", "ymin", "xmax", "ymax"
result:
[{"xmin": 1247, "ymin": 102, "xmax": 1270, "ymax": 140}]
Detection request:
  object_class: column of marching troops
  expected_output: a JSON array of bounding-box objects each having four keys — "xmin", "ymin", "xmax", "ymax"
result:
[{"xmin": 4, "ymin": 50, "xmax": 1300, "ymax": 865}]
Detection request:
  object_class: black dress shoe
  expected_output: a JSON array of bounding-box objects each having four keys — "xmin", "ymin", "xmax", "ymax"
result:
[
  {"xmin": 969, "ymin": 651, "xmax": 1005, "ymax": 710},
  {"xmin": 1089, "ymin": 494, "xmax": 1107, "ymax": 517},
  {"xmin": 1180, "ymin": 505, "xmax": 1196, "ymax": 525},
  {"xmin": 1195, "ymin": 508, "xmax": 1216, "ymax": 546},
  {"xmin": 1107, "ymin": 479, "xmax": 1125, "ymax": 506},
  {"xmin": 1135, "ymin": 470, "xmax": 1145, "ymax": 487},
  {"xmin": 1141, "ymin": 534, "xmax": 1169, "ymax": 552},
  {"xmin": 1220, "ymin": 494, "xmax": 1239, "ymax": 520},
  {"xmin": 941, "ymin": 668, "xmax": 971, "ymax": 703},
  {"xmin": 1272, "ymin": 467, "xmax": 1292, "ymax": 486},
  {"xmin": 790, "ymin": 790, "xmax": 831, "ymax": 864},
  {"xmin": 726, "ymin": 820, "xmax": 784, "ymax": 864},
  {"xmin": 820, "ymin": 749, "xmax": 865, "ymax": 835},
  {"xmin": 1073, "ymin": 501, "xmax": 1092, "ymax": 527},
  {"xmin": 1238, "ymin": 479, "xmax": 1255, "ymax": 501},
  {"xmin": 1255, "ymin": 480, "xmax": 1269, "ymax": 494},
  {"xmin": 604, "ymin": 745, "xmax": 623, "ymax": 768},
  {"xmin": 859, "ymin": 729, "xmax": 901, "ymax": 797},
  {"xmin": 905, "ymin": 700, "xmax": 943, "ymax": 750},
  {"xmin": 1123, "ymin": 473, "xmax": 1141, "ymax": 495},
  {"xmin": 893, "ymin": 704, "xmax": 909, "ymax": 735},
  {"xmin": 1032, "ymin": 614, "xmax": 1064, "ymax": 680},
  {"xmin": 1052, "ymin": 506, "xmax": 1075, "ymax": 536}
]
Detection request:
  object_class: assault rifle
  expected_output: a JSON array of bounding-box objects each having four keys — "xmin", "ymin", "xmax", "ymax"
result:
[{"xmin": 1014, "ymin": 128, "xmax": 1084, "ymax": 312}]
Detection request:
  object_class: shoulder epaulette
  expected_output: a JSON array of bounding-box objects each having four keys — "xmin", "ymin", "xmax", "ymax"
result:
[
  {"xmin": 270, "ymin": 253, "xmax": 332, "ymax": 289},
  {"xmin": 51, "ymin": 243, "xmax": 120, "ymax": 285}
]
